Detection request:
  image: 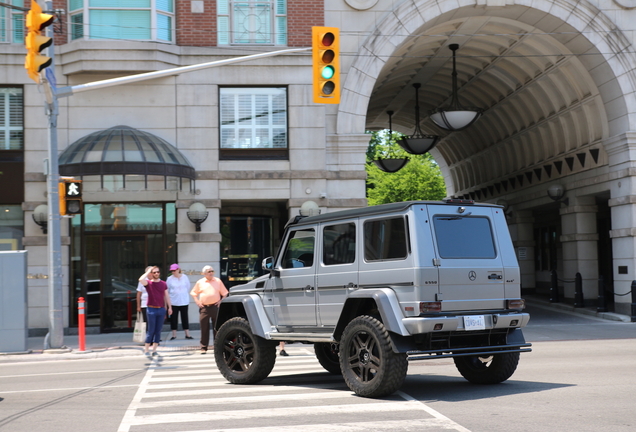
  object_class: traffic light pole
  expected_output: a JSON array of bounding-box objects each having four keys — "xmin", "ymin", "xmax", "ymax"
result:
[{"xmin": 42, "ymin": 0, "xmax": 64, "ymax": 349}]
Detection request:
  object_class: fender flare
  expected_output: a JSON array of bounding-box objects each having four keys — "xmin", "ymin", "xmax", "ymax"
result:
[
  {"xmin": 217, "ymin": 294, "xmax": 273, "ymax": 339},
  {"xmin": 334, "ymin": 288, "xmax": 409, "ymax": 340}
]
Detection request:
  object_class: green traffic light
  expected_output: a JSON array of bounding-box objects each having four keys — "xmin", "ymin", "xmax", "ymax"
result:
[{"xmin": 321, "ymin": 65, "xmax": 335, "ymax": 79}]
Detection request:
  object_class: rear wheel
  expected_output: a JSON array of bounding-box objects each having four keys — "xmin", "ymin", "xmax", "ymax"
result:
[
  {"xmin": 453, "ymin": 352, "xmax": 520, "ymax": 384},
  {"xmin": 314, "ymin": 342, "xmax": 341, "ymax": 374},
  {"xmin": 214, "ymin": 317, "xmax": 276, "ymax": 384},
  {"xmin": 339, "ymin": 315, "xmax": 408, "ymax": 398}
]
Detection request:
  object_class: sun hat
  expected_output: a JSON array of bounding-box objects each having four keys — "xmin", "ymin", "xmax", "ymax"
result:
[{"xmin": 169, "ymin": 263, "xmax": 180, "ymax": 271}]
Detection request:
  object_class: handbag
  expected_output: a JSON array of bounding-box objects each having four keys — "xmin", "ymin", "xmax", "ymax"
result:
[{"xmin": 133, "ymin": 311, "xmax": 146, "ymax": 343}]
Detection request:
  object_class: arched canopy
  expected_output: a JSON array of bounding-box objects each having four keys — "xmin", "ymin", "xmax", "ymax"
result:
[{"xmin": 59, "ymin": 125, "xmax": 195, "ymax": 180}]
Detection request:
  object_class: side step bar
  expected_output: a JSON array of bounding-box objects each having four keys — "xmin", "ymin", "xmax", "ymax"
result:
[{"xmin": 407, "ymin": 343, "xmax": 532, "ymax": 361}]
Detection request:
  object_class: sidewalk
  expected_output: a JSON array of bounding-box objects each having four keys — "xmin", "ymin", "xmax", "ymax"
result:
[
  {"xmin": 1, "ymin": 298, "xmax": 631, "ymax": 362},
  {"xmin": 0, "ymin": 329, "xmax": 202, "ymax": 363}
]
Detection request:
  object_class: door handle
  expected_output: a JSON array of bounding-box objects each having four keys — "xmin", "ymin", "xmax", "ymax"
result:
[
  {"xmin": 304, "ymin": 285, "xmax": 314, "ymax": 292},
  {"xmin": 346, "ymin": 282, "xmax": 358, "ymax": 290},
  {"xmin": 488, "ymin": 273, "xmax": 502, "ymax": 280}
]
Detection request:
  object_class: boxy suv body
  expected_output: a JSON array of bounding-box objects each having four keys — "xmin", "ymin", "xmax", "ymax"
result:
[{"xmin": 214, "ymin": 200, "xmax": 531, "ymax": 397}]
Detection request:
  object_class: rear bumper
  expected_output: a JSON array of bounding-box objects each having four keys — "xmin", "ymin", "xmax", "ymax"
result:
[{"xmin": 402, "ymin": 312, "xmax": 530, "ymax": 334}]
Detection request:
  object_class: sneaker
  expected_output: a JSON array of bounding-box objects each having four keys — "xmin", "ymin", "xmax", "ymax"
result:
[
  {"xmin": 279, "ymin": 350, "xmax": 289, "ymax": 357},
  {"xmin": 152, "ymin": 352, "xmax": 158, "ymax": 357},
  {"xmin": 200, "ymin": 347, "xmax": 207, "ymax": 354}
]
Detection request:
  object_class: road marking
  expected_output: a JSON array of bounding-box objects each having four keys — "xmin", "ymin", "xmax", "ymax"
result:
[
  {"xmin": 0, "ymin": 384, "xmax": 140, "ymax": 394},
  {"xmin": 141, "ymin": 382, "xmax": 348, "ymax": 399},
  {"xmin": 0, "ymin": 368, "xmax": 141, "ymax": 379}
]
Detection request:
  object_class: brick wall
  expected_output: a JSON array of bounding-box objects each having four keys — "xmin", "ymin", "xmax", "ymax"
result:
[
  {"xmin": 176, "ymin": 0, "xmax": 217, "ymax": 46},
  {"xmin": 288, "ymin": 0, "xmax": 323, "ymax": 47}
]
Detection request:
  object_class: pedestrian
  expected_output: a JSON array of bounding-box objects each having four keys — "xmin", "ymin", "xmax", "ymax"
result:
[
  {"xmin": 138, "ymin": 266, "xmax": 172, "ymax": 357},
  {"xmin": 166, "ymin": 263, "xmax": 193, "ymax": 340},
  {"xmin": 190, "ymin": 265, "xmax": 228, "ymax": 354},
  {"xmin": 279, "ymin": 341, "xmax": 288, "ymax": 356},
  {"xmin": 136, "ymin": 265, "xmax": 153, "ymax": 323}
]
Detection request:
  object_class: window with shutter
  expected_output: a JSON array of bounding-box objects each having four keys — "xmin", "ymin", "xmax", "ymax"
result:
[
  {"xmin": 219, "ymin": 87, "xmax": 288, "ymax": 160},
  {"xmin": 0, "ymin": 88, "xmax": 23, "ymax": 151},
  {"xmin": 218, "ymin": 0, "xmax": 287, "ymax": 45},
  {"xmin": 68, "ymin": 0, "xmax": 173, "ymax": 43}
]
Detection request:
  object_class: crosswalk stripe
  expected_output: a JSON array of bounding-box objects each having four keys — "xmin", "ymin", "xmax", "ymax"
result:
[
  {"xmin": 173, "ymin": 418, "xmax": 468, "ymax": 432},
  {"xmin": 150, "ymin": 362, "xmax": 326, "ymax": 381},
  {"xmin": 139, "ymin": 389, "xmax": 348, "ymax": 408},
  {"xmin": 140, "ymin": 382, "xmax": 348, "ymax": 399},
  {"xmin": 125, "ymin": 401, "xmax": 432, "ymax": 427}
]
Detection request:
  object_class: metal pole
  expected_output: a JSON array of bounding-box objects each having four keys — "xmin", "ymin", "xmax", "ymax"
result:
[
  {"xmin": 597, "ymin": 275, "xmax": 607, "ymax": 312},
  {"xmin": 550, "ymin": 269, "xmax": 560, "ymax": 303},
  {"xmin": 574, "ymin": 272, "xmax": 584, "ymax": 308},
  {"xmin": 43, "ymin": 0, "xmax": 63, "ymax": 349},
  {"xmin": 631, "ymin": 281, "xmax": 636, "ymax": 323}
]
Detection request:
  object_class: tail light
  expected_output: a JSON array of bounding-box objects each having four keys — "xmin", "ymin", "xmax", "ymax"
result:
[
  {"xmin": 419, "ymin": 301, "xmax": 442, "ymax": 313},
  {"xmin": 506, "ymin": 299, "xmax": 525, "ymax": 310}
]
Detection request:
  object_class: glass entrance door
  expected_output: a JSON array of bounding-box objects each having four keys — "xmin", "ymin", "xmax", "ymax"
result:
[{"xmin": 84, "ymin": 235, "xmax": 146, "ymax": 332}]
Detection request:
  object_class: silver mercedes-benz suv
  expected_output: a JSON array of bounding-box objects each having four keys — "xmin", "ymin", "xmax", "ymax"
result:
[{"xmin": 214, "ymin": 199, "xmax": 531, "ymax": 397}]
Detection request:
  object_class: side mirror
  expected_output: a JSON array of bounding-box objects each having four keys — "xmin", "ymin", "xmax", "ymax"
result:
[{"xmin": 262, "ymin": 257, "xmax": 273, "ymax": 271}]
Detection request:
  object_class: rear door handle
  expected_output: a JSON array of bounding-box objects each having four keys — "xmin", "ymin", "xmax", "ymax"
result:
[
  {"xmin": 488, "ymin": 274, "xmax": 502, "ymax": 280},
  {"xmin": 305, "ymin": 285, "xmax": 314, "ymax": 292}
]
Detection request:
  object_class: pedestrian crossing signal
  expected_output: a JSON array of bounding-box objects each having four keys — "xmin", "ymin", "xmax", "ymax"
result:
[{"xmin": 59, "ymin": 178, "xmax": 83, "ymax": 216}]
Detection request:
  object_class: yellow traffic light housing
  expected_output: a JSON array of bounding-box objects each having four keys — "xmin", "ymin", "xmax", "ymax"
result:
[
  {"xmin": 59, "ymin": 178, "xmax": 83, "ymax": 216},
  {"xmin": 312, "ymin": 27, "xmax": 340, "ymax": 104},
  {"xmin": 25, "ymin": 2, "xmax": 54, "ymax": 82}
]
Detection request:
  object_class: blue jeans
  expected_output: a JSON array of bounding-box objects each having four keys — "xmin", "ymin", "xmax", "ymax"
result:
[{"xmin": 145, "ymin": 307, "xmax": 165, "ymax": 344}]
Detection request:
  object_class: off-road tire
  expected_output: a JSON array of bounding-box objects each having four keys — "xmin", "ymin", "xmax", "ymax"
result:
[
  {"xmin": 314, "ymin": 342, "xmax": 341, "ymax": 375},
  {"xmin": 214, "ymin": 317, "xmax": 276, "ymax": 384},
  {"xmin": 339, "ymin": 315, "xmax": 408, "ymax": 398},
  {"xmin": 454, "ymin": 352, "xmax": 520, "ymax": 384}
]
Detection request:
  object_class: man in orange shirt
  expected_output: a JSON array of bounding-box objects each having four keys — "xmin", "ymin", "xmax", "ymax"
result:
[{"xmin": 190, "ymin": 265, "xmax": 229, "ymax": 354}]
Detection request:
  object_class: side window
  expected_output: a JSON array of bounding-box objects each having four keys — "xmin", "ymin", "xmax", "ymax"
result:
[
  {"xmin": 323, "ymin": 223, "xmax": 356, "ymax": 265},
  {"xmin": 281, "ymin": 228, "xmax": 315, "ymax": 269},
  {"xmin": 432, "ymin": 216, "xmax": 496, "ymax": 259},
  {"xmin": 364, "ymin": 217, "xmax": 407, "ymax": 261}
]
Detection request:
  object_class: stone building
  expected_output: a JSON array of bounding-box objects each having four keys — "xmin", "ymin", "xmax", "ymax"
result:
[{"xmin": 2, "ymin": 0, "xmax": 636, "ymax": 333}]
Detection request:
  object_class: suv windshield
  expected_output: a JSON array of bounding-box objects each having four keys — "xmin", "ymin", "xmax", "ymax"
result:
[{"xmin": 433, "ymin": 216, "xmax": 496, "ymax": 259}]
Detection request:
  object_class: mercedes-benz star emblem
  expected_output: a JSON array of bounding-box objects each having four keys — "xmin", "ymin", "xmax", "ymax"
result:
[{"xmin": 468, "ymin": 271, "xmax": 477, "ymax": 281}]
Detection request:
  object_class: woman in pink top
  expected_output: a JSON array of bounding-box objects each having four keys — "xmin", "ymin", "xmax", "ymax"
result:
[{"xmin": 139, "ymin": 266, "xmax": 172, "ymax": 357}]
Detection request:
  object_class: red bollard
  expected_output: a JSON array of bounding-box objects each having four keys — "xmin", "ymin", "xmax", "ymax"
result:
[
  {"xmin": 127, "ymin": 290, "xmax": 132, "ymax": 328},
  {"xmin": 78, "ymin": 297, "xmax": 86, "ymax": 351}
]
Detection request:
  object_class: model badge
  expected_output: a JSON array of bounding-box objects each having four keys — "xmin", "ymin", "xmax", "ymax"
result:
[{"xmin": 468, "ymin": 271, "xmax": 477, "ymax": 281}]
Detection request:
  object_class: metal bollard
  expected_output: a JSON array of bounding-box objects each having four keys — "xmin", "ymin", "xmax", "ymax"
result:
[
  {"xmin": 597, "ymin": 275, "xmax": 607, "ymax": 313},
  {"xmin": 574, "ymin": 272, "xmax": 584, "ymax": 308},
  {"xmin": 550, "ymin": 269, "xmax": 560, "ymax": 303},
  {"xmin": 78, "ymin": 297, "xmax": 86, "ymax": 352},
  {"xmin": 631, "ymin": 281, "xmax": 636, "ymax": 323}
]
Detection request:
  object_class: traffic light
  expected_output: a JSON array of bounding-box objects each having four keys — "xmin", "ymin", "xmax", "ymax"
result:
[
  {"xmin": 25, "ymin": 1, "xmax": 54, "ymax": 82},
  {"xmin": 59, "ymin": 178, "xmax": 83, "ymax": 216},
  {"xmin": 312, "ymin": 26, "xmax": 340, "ymax": 104}
]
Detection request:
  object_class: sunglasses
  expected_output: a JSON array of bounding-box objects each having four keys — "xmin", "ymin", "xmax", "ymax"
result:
[
  {"xmin": 206, "ymin": 270, "xmax": 215, "ymax": 273},
  {"xmin": 151, "ymin": 271, "xmax": 160, "ymax": 274}
]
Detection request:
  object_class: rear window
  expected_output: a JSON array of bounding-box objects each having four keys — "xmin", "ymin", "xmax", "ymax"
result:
[
  {"xmin": 432, "ymin": 216, "xmax": 496, "ymax": 259},
  {"xmin": 364, "ymin": 217, "xmax": 408, "ymax": 261}
]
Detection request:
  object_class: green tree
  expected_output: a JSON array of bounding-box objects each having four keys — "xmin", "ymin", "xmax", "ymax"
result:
[{"xmin": 365, "ymin": 130, "xmax": 446, "ymax": 205}]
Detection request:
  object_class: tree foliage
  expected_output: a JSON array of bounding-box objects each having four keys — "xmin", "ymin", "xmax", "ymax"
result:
[{"xmin": 365, "ymin": 130, "xmax": 446, "ymax": 205}]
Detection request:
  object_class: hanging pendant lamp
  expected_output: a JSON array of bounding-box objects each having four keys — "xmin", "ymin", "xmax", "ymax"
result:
[
  {"xmin": 397, "ymin": 83, "xmax": 439, "ymax": 154},
  {"xmin": 373, "ymin": 110, "xmax": 409, "ymax": 173},
  {"xmin": 430, "ymin": 44, "xmax": 482, "ymax": 131}
]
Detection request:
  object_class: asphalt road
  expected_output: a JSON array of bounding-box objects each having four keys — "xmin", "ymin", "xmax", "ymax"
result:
[{"xmin": 0, "ymin": 305, "xmax": 634, "ymax": 432}]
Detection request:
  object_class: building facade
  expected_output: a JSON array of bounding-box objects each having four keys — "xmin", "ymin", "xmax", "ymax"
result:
[{"xmin": 2, "ymin": 0, "xmax": 636, "ymax": 333}]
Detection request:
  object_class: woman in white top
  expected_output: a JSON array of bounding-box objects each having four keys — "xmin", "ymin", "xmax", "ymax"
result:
[
  {"xmin": 166, "ymin": 263, "xmax": 193, "ymax": 340},
  {"xmin": 136, "ymin": 266, "xmax": 152, "ymax": 322}
]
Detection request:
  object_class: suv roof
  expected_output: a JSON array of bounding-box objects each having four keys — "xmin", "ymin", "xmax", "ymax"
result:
[{"xmin": 288, "ymin": 199, "xmax": 500, "ymax": 228}]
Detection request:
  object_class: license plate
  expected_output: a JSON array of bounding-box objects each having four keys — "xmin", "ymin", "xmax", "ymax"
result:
[{"xmin": 463, "ymin": 315, "xmax": 486, "ymax": 330}]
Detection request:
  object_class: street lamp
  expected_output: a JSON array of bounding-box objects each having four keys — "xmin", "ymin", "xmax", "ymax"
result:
[
  {"xmin": 187, "ymin": 202, "xmax": 208, "ymax": 232},
  {"xmin": 430, "ymin": 44, "xmax": 482, "ymax": 131},
  {"xmin": 397, "ymin": 83, "xmax": 439, "ymax": 154},
  {"xmin": 547, "ymin": 184, "xmax": 569, "ymax": 206},
  {"xmin": 373, "ymin": 111, "xmax": 409, "ymax": 173},
  {"xmin": 32, "ymin": 204, "xmax": 48, "ymax": 234}
]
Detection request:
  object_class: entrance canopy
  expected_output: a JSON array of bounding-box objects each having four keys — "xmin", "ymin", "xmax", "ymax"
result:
[{"xmin": 59, "ymin": 125, "xmax": 195, "ymax": 181}]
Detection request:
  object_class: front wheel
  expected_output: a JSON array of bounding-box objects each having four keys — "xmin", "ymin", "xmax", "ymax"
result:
[
  {"xmin": 453, "ymin": 352, "xmax": 520, "ymax": 384},
  {"xmin": 214, "ymin": 317, "xmax": 276, "ymax": 384},
  {"xmin": 339, "ymin": 315, "xmax": 408, "ymax": 398}
]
